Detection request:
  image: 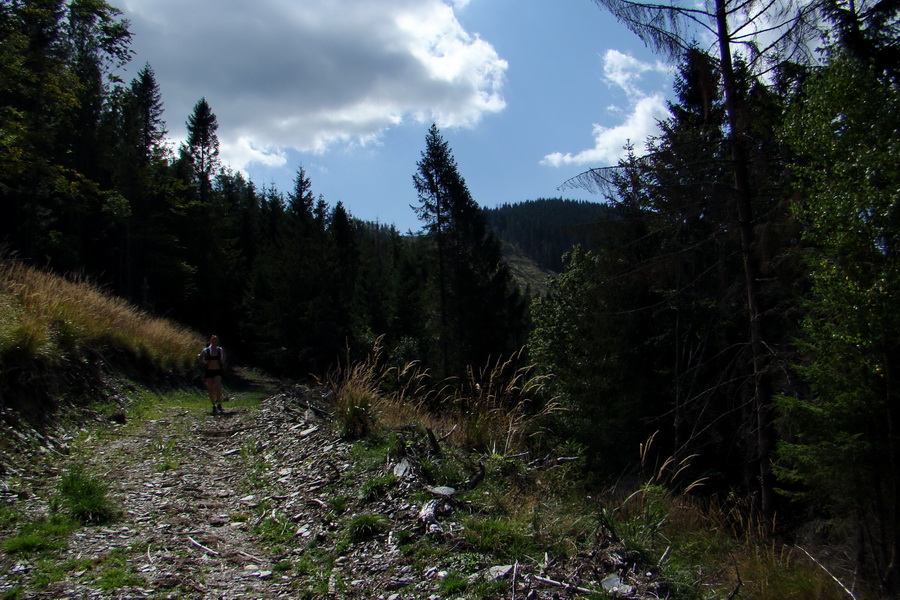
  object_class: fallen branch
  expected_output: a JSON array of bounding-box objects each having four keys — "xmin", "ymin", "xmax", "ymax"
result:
[
  {"xmin": 187, "ymin": 536, "xmax": 219, "ymax": 556},
  {"xmin": 512, "ymin": 561, "xmax": 519, "ymax": 600},
  {"xmin": 238, "ymin": 549, "xmax": 266, "ymax": 563},
  {"xmin": 725, "ymin": 552, "xmax": 742, "ymax": 600},
  {"xmin": 438, "ymin": 425, "xmax": 457, "ymax": 442},
  {"xmin": 798, "ymin": 547, "xmax": 858, "ymax": 600},
  {"xmin": 418, "ymin": 499, "xmax": 443, "ymax": 525},
  {"xmin": 505, "ymin": 451, "xmax": 530, "ymax": 460},
  {"xmin": 463, "ymin": 462, "xmax": 486, "ymax": 490},
  {"xmin": 533, "ymin": 575, "xmax": 599, "ymax": 595},
  {"xmin": 527, "ymin": 455, "xmax": 580, "ymax": 469}
]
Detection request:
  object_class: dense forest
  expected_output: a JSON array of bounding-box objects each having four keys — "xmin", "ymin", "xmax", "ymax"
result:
[
  {"xmin": 484, "ymin": 199, "xmax": 615, "ymax": 272},
  {"xmin": 2, "ymin": 0, "xmax": 900, "ymax": 594}
]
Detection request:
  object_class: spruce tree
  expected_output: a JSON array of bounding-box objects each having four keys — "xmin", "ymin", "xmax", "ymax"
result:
[
  {"xmin": 185, "ymin": 97, "xmax": 219, "ymax": 203},
  {"xmin": 413, "ymin": 124, "xmax": 527, "ymax": 377}
]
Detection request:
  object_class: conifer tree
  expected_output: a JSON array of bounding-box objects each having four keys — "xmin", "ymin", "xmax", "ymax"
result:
[
  {"xmin": 413, "ymin": 124, "xmax": 526, "ymax": 377},
  {"xmin": 185, "ymin": 97, "xmax": 219, "ymax": 203}
]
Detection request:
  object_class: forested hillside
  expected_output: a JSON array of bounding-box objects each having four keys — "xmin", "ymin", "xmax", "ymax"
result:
[
  {"xmin": 484, "ymin": 199, "xmax": 615, "ymax": 272},
  {"xmin": 2, "ymin": 0, "xmax": 900, "ymax": 597}
]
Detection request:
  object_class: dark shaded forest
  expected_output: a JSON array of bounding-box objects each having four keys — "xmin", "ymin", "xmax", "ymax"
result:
[
  {"xmin": 2, "ymin": 0, "xmax": 900, "ymax": 593},
  {"xmin": 484, "ymin": 199, "xmax": 616, "ymax": 272}
]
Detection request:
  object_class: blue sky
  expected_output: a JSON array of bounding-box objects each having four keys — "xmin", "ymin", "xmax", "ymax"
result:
[{"xmin": 117, "ymin": 0, "xmax": 675, "ymax": 232}]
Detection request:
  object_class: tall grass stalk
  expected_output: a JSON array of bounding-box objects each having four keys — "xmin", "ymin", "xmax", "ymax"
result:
[
  {"xmin": 0, "ymin": 258, "xmax": 201, "ymax": 369},
  {"xmin": 330, "ymin": 340, "xmax": 557, "ymax": 455},
  {"xmin": 451, "ymin": 348, "xmax": 559, "ymax": 454},
  {"xmin": 599, "ymin": 433, "xmax": 858, "ymax": 599}
]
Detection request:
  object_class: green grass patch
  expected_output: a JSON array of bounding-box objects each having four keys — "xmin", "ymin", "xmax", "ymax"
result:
[
  {"xmin": 462, "ymin": 515, "xmax": 536, "ymax": 560},
  {"xmin": 95, "ymin": 565, "xmax": 145, "ymax": 591},
  {"xmin": 58, "ymin": 465, "xmax": 117, "ymax": 525},
  {"xmin": 327, "ymin": 494, "xmax": 350, "ymax": 515},
  {"xmin": 29, "ymin": 558, "xmax": 69, "ymax": 589},
  {"xmin": 0, "ymin": 503, "xmax": 20, "ymax": 529},
  {"xmin": 0, "ymin": 587, "xmax": 23, "ymax": 600},
  {"xmin": 344, "ymin": 512, "xmax": 390, "ymax": 543},
  {"xmin": 359, "ymin": 473, "xmax": 398, "ymax": 502},
  {"xmin": 273, "ymin": 559, "xmax": 293, "ymax": 573},
  {"xmin": 253, "ymin": 516, "xmax": 294, "ymax": 550},
  {"xmin": 437, "ymin": 571, "xmax": 468, "ymax": 595},
  {"xmin": 2, "ymin": 514, "xmax": 76, "ymax": 555}
]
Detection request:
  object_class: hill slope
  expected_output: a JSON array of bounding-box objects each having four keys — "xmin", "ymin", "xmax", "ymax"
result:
[{"xmin": 485, "ymin": 198, "xmax": 615, "ymax": 274}]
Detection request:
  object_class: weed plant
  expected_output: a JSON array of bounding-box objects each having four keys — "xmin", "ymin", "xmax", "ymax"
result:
[{"xmin": 330, "ymin": 338, "xmax": 558, "ymax": 457}]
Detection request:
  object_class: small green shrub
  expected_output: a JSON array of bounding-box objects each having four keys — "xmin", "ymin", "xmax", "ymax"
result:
[
  {"xmin": 58, "ymin": 465, "xmax": 117, "ymax": 525},
  {"xmin": 344, "ymin": 512, "xmax": 390, "ymax": 543}
]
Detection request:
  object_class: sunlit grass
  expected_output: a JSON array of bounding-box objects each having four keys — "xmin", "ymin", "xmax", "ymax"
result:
[
  {"xmin": 329, "ymin": 337, "xmax": 558, "ymax": 455},
  {"xmin": 0, "ymin": 258, "xmax": 201, "ymax": 370}
]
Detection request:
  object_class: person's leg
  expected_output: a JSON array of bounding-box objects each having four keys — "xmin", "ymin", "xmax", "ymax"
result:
[
  {"xmin": 214, "ymin": 376, "xmax": 223, "ymax": 412},
  {"xmin": 205, "ymin": 377, "xmax": 217, "ymax": 413}
]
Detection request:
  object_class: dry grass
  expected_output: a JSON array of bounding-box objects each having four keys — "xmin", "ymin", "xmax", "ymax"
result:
[
  {"xmin": 596, "ymin": 433, "xmax": 865, "ymax": 600},
  {"xmin": 329, "ymin": 339, "xmax": 558, "ymax": 454},
  {"xmin": 0, "ymin": 258, "xmax": 201, "ymax": 370}
]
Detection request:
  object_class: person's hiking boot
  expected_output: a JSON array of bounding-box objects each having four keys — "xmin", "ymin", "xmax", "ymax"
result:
[
  {"xmin": 216, "ymin": 403, "xmax": 223, "ymax": 414},
  {"xmin": 211, "ymin": 404, "xmax": 218, "ymax": 415}
]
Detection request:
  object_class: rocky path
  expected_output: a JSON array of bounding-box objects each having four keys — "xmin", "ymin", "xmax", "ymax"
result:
[
  {"xmin": 1, "ymin": 385, "xmax": 347, "ymax": 599},
  {"xmin": 2, "ymin": 383, "xmax": 669, "ymax": 599}
]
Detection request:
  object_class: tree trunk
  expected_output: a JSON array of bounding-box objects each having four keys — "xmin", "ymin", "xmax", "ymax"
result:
[{"xmin": 714, "ymin": 0, "xmax": 775, "ymax": 528}]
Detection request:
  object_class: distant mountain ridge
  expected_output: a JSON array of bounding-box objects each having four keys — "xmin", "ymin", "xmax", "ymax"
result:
[{"xmin": 484, "ymin": 198, "xmax": 614, "ymax": 292}]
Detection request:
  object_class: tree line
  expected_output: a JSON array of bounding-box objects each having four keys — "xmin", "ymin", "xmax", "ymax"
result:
[
  {"xmin": 0, "ymin": 0, "xmax": 527, "ymax": 381},
  {"xmin": 484, "ymin": 199, "xmax": 616, "ymax": 272},
  {"xmin": 3, "ymin": 0, "xmax": 900, "ymax": 593}
]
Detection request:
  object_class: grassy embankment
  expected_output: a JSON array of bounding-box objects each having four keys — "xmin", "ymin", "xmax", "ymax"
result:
[
  {"xmin": 0, "ymin": 259, "xmax": 270, "ymax": 598},
  {"xmin": 0, "ymin": 258, "xmax": 200, "ymax": 375}
]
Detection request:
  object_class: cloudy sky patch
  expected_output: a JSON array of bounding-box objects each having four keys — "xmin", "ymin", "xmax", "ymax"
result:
[
  {"xmin": 542, "ymin": 49, "xmax": 671, "ymax": 168},
  {"xmin": 115, "ymin": 0, "xmax": 676, "ymax": 229},
  {"xmin": 120, "ymin": 0, "xmax": 507, "ymax": 167}
]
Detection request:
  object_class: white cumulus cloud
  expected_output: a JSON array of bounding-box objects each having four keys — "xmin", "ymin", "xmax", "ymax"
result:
[
  {"xmin": 542, "ymin": 49, "xmax": 672, "ymax": 168},
  {"xmin": 118, "ymin": 0, "xmax": 507, "ymax": 170}
]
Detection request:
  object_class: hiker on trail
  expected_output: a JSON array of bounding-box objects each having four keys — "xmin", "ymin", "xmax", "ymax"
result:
[{"xmin": 199, "ymin": 334, "xmax": 226, "ymax": 414}]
